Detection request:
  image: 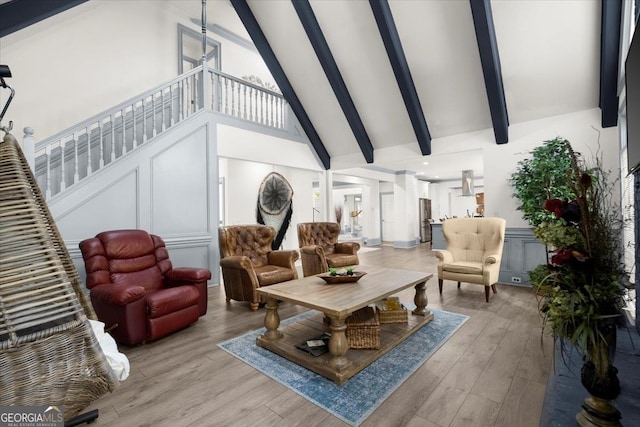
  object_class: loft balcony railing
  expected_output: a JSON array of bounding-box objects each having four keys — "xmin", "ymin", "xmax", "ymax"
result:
[
  {"xmin": 29, "ymin": 66, "xmax": 288, "ymax": 200},
  {"xmin": 208, "ymin": 69, "xmax": 285, "ymax": 128}
]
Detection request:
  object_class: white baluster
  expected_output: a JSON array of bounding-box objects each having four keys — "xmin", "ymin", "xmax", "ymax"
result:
[
  {"xmin": 99, "ymin": 121, "xmax": 105, "ymax": 168},
  {"xmin": 178, "ymin": 80, "xmax": 184, "ymax": 121},
  {"xmin": 142, "ymin": 99, "xmax": 147, "ymax": 143},
  {"xmin": 110, "ymin": 115, "xmax": 116, "ymax": 162},
  {"xmin": 169, "ymin": 85, "xmax": 174, "ymax": 127},
  {"xmin": 160, "ymin": 90, "xmax": 165, "ymax": 132},
  {"xmin": 22, "ymin": 127, "xmax": 35, "ymax": 171},
  {"xmin": 121, "ymin": 110, "xmax": 127, "ymax": 155},
  {"xmin": 59, "ymin": 140, "xmax": 66, "ymax": 192},
  {"xmin": 217, "ymin": 74, "xmax": 223, "ymax": 112},
  {"xmin": 86, "ymin": 126, "xmax": 92, "ymax": 176},
  {"xmin": 269, "ymin": 94, "xmax": 274, "ymax": 127},
  {"xmin": 225, "ymin": 78, "xmax": 230, "ymax": 114},
  {"xmin": 72, "ymin": 132, "xmax": 79, "ymax": 185},
  {"xmin": 152, "ymin": 93, "xmax": 157, "ymax": 137},
  {"xmin": 45, "ymin": 145, "xmax": 52, "ymax": 200},
  {"xmin": 237, "ymin": 82, "xmax": 242, "ymax": 117},
  {"xmin": 251, "ymin": 88, "xmax": 256, "ymax": 121},
  {"xmin": 235, "ymin": 82, "xmax": 239, "ymax": 118},
  {"xmin": 209, "ymin": 73, "xmax": 218, "ymax": 111},
  {"xmin": 243, "ymin": 85, "xmax": 247, "ymax": 119},
  {"xmin": 132, "ymin": 103, "xmax": 137, "ymax": 150},
  {"xmin": 187, "ymin": 76, "xmax": 198, "ymax": 114},
  {"xmin": 260, "ymin": 91, "xmax": 265, "ymax": 124}
]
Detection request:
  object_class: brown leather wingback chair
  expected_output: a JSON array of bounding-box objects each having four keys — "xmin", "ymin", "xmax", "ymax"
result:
[
  {"xmin": 297, "ymin": 222, "xmax": 360, "ymax": 277},
  {"xmin": 219, "ymin": 225, "xmax": 299, "ymax": 311},
  {"xmin": 79, "ymin": 229, "xmax": 211, "ymax": 345}
]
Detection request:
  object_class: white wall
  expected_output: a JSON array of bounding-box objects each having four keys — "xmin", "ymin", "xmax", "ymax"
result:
[
  {"xmin": 217, "ymin": 124, "xmax": 321, "ymax": 171},
  {"xmin": 416, "ymin": 180, "xmax": 429, "ymax": 199},
  {"xmin": 0, "ymin": 0, "xmax": 271, "ymax": 142},
  {"xmin": 1, "ymin": 1, "xmax": 181, "ymax": 139},
  {"xmin": 219, "ymin": 157, "xmax": 319, "ymax": 251}
]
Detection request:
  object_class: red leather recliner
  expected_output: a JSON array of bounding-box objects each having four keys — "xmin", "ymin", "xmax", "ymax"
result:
[{"xmin": 79, "ymin": 229, "xmax": 211, "ymax": 345}]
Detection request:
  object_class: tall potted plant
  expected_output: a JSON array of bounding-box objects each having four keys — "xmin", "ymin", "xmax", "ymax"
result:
[
  {"xmin": 512, "ymin": 138, "xmax": 627, "ymax": 426},
  {"xmin": 510, "ymin": 137, "xmax": 575, "ymax": 228}
]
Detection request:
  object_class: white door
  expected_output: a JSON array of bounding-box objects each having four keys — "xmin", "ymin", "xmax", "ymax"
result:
[{"xmin": 381, "ymin": 193, "xmax": 394, "ymax": 242}]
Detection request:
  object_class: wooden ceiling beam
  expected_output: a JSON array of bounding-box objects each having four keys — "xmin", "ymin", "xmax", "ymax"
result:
[
  {"xmin": 470, "ymin": 0, "xmax": 509, "ymax": 145},
  {"xmin": 0, "ymin": 0, "xmax": 88, "ymax": 38},
  {"xmin": 600, "ymin": 0, "xmax": 622, "ymax": 128},
  {"xmin": 230, "ymin": 0, "xmax": 331, "ymax": 169},
  {"xmin": 292, "ymin": 0, "xmax": 375, "ymax": 164},
  {"xmin": 370, "ymin": 0, "xmax": 431, "ymax": 155}
]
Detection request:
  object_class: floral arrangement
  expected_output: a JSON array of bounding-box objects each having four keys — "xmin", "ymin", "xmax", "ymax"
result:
[
  {"xmin": 528, "ymin": 141, "xmax": 626, "ymax": 380},
  {"xmin": 329, "ymin": 266, "xmax": 356, "ymax": 277}
]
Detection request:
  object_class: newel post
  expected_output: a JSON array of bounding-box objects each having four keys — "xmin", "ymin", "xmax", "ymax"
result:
[
  {"xmin": 201, "ymin": 0, "xmax": 210, "ymax": 111},
  {"xmin": 22, "ymin": 126, "xmax": 35, "ymax": 171}
]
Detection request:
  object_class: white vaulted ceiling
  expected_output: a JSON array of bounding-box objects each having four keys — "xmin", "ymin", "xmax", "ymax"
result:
[
  {"xmin": 2, "ymin": 0, "xmax": 607, "ymax": 181},
  {"xmin": 229, "ymin": 0, "xmax": 605, "ymax": 181}
]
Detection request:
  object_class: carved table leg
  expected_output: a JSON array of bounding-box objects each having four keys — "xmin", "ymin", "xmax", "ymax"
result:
[
  {"xmin": 412, "ymin": 280, "xmax": 430, "ymax": 316},
  {"xmin": 327, "ymin": 316, "xmax": 352, "ymax": 372},
  {"xmin": 261, "ymin": 297, "xmax": 283, "ymax": 341}
]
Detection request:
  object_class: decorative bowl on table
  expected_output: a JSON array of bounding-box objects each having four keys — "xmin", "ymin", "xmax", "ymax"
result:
[{"xmin": 318, "ymin": 271, "xmax": 366, "ymax": 284}]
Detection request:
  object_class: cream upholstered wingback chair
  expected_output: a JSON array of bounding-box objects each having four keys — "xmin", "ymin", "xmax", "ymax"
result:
[{"xmin": 435, "ymin": 217, "xmax": 506, "ymax": 302}]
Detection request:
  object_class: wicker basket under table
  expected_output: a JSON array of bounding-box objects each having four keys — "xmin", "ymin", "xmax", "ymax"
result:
[
  {"xmin": 375, "ymin": 300, "xmax": 409, "ymax": 324},
  {"xmin": 345, "ymin": 306, "xmax": 380, "ymax": 349}
]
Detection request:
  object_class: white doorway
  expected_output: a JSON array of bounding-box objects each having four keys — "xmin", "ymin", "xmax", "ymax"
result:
[{"xmin": 381, "ymin": 193, "xmax": 394, "ymax": 243}]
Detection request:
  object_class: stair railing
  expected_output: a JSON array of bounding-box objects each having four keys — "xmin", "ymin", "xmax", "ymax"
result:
[
  {"xmin": 208, "ymin": 69, "xmax": 285, "ymax": 129},
  {"xmin": 32, "ymin": 66, "xmax": 288, "ymax": 200}
]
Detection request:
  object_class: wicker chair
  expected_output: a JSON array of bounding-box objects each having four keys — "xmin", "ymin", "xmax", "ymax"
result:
[{"xmin": 0, "ymin": 133, "xmax": 118, "ymax": 422}]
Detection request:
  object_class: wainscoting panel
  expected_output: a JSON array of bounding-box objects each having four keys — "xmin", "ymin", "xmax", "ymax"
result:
[
  {"xmin": 53, "ymin": 170, "xmax": 139, "ymax": 240},
  {"xmin": 166, "ymin": 242, "xmax": 212, "ymax": 271},
  {"xmin": 47, "ymin": 112, "xmax": 220, "ymax": 285},
  {"xmin": 498, "ymin": 228, "xmax": 546, "ymax": 286},
  {"xmin": 151, "ymin": 126, "xmax": 210, "ymax": 235}
]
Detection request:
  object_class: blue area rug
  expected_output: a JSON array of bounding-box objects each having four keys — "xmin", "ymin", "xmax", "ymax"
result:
[{"xmin": 218, "ymin": 308, "xmax": 468, "ymax": 426}]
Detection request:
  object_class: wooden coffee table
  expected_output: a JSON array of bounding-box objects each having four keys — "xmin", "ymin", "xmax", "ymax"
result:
[{"xmin": 256, "ymin": 265, "xmax": 433, "ymax": 385}]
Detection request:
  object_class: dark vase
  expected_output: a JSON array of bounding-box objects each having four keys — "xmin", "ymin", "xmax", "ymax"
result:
[
  {"xmin": 580, "ymin": 361, "xmax": 620, "ymax": 400},
  {"xmin": 576, "ymin": 322, "xmax": 621, "ymax": 427}
]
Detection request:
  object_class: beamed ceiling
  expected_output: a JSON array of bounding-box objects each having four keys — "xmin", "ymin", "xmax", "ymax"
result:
[
  {"xmin": 0, "ymin": 0, "xmax": 621, "ymax": 182},
  {"xmin": 230, "ymin": 0, "xmax": 619, "ymax": 181}
]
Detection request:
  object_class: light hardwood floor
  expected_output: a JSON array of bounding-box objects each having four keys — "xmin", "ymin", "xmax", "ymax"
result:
[{"xmin": 85, "ymin": 244, "xmax": 552, "ymax": 427}]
